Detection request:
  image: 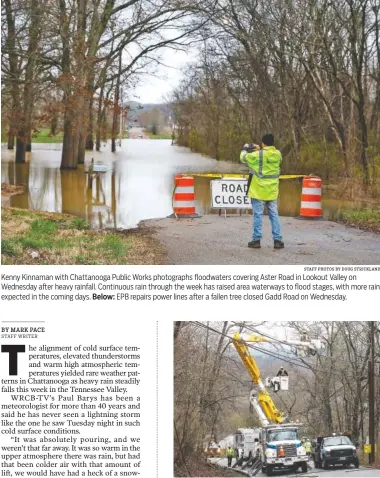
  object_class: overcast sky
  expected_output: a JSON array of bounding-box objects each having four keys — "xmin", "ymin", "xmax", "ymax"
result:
[{"xmin": 131, "ymin": 47, "xmax": 196, "ymax": 104}]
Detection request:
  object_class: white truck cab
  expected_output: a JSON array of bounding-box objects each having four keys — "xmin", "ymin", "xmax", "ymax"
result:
[{"xmin": 260, "ymin": 424, "xmax": 308, "ymax": 476}]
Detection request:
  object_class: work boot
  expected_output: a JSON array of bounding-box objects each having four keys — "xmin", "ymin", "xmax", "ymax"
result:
[
  {"xmin": 248, "ymin": 240, "xmax": 261, "ymax": 249},
  {"xmin": 274, "ymin": 239, "xmax": 285, "ymax": 249}
]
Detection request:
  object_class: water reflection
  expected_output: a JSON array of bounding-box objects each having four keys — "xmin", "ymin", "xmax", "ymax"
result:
[{"xmin": 1, "ymin": 140, "xmax": 379, "ymax": 228}]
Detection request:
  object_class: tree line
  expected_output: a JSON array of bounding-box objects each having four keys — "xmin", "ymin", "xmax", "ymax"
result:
[
  {"xmin": 3, "ymin": 0, "xmax": 379, "ymax": 190},
  {"xmin": 1, "ymin": 0, "xmax": 206, "ymax": 169},
  {"xmin": 174, "ymin": 321, "xmax": 380, "ymax": 475},
  {"xmin": 171, "ymin": 0, "xmax": 380, "ymax": 192}
]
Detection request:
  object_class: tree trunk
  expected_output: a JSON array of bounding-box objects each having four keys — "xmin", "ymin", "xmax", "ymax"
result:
[
  {"xmin": 75, "ymin": 0, "xmax": 87, "ymax": 165},
  {"xmin": 96, "ymin": 87, "xmax": 104, "ymax": 152},
  {"xmin": 15, "ymin": 0, "xmax": 40, "ymax": 164},
  {"xmin": 96, "ymin": 105, "xmax": 103, "ymax": 151},
  {"xmin": 59, "ymin": 0, "xmax": 87, "ymax": 170},
  {"xmin": 61, "ymin": 108, "xmax": 80, "ymax": 169},
  {"xmin": 86, "ymin": 132, "xmax": 94, "ymax": 150},
  {"xmin": 78, "ymin": 132, "xmax": 86, "ymax": 165},
  {"xmin": 85, "ymin": 87, "xmax": 94, "ymax": 150},
  {"xmin": 96, "ymin": 131, "xmax": 101, "ymax": 152},
  {"xmin": 358, "ymin": 102, "xmax": 369, "ymax": 185},
  {"xmin": 4, "ymin": 0, "xmax": 21, "ymax": 157},
  {"xmin": 15, "ymin": 132, "xmax": 27, "ymax": 164},
  {"xmin": 7, "ymin": 131, "xmax": 15, "ymax": 150},
  {"xmin": 111, "ymin": 54, "xmax": 122, "ymax": 153},
  {"xmin": 369, "ymin": 7, "xmax": 380, "ymax": 132},
  {"xmin": 50, "ymin": 113, "xmax": 58, "ymax": 136},
  {"xmin": 111, "ymin": 86, "xmax": 119, "ymax": 153}
]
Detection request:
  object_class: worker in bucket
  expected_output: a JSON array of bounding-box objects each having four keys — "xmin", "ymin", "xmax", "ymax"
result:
[
  {"xmin": 226, "ymin": 446, "xmax": 234, "ymax": 467},
  {"xmin": 240, "ymin": 134, "xmax": 284, "ymax": 249}
]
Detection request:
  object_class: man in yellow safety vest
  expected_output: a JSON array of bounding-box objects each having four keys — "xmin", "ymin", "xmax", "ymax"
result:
[
  {"xmin": 240, "ymin": 134, "xmax": 284, "ymax": 249},
  {"xmin": 304, "ymin": 439, "xmax": 312, "ymax": 457},
  {"xmin": 226, "ymin": 446, "xmax": 234, "ymax": 467}
]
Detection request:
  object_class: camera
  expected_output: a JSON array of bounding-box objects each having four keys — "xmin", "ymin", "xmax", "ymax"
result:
[{"xmin": 243, "ymin": 143, "xmax": 259, "ymax": 153}]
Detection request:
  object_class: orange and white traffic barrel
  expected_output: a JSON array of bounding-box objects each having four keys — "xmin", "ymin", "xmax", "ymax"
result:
[
  {"xmin": 171, "ymin": 174, "xmax": 199, "ymax": 218},
  {"xmin": 300, "ymin": 176, "xmax": 323, "ymax": 218}
]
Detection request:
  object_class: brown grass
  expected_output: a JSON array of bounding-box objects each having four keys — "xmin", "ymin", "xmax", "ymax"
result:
[
  {"xmin": 1, "ymin": 183, "xmax": 26, "ymax": 196},
  {"xmin": 338, "ymin": 210, "xmax": 380, "ymax": 234},
  {"xmin": 1, "ymin": 207, "xmax": 168, "ymax": 265},
  {"xmin": 175, "ymin": 457, "xmax": 241, "ymax": 477},
  {"xmin": 331, "ymin": 178, "xmax": 380, "ymax": 201}
]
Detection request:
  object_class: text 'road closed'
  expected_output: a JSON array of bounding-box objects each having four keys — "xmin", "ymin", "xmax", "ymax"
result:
[{"xmin": 211, "ymin": 179, "xmax": 250, "ymax": 209}]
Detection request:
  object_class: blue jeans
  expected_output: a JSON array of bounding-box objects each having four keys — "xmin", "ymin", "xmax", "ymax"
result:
[{"xmin": 251, "ymin": 199, "xmax": 282, "ymax": 241}]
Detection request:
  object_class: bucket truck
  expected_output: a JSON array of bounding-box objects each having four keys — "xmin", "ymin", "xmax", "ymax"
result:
[{"xmin": 232, "ymin": 332, "xmax": 323, "ymax": 476}]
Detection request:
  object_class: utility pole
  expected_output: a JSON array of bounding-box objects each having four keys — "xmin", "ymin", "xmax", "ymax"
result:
[{"xmin": 368, "ymin": 321, "xmax": 375, "ymax": 465}]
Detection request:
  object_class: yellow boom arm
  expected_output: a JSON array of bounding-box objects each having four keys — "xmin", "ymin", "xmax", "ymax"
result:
[{"xmin": 232, "ymin": 332, "xmax": 285, "ymax": 425}]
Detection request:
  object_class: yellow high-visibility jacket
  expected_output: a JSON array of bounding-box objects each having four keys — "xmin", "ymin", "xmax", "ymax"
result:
[
  {"xmin": 304, "ymin": 441, "xmax": 312, "ymax": 453},
  {"xmin": 226, "ymin": 448, "xmax": 234, "ymax": 457},
  {"xmin": 240, "ymin": 146, "xmax": 282, "ymax": 201}
]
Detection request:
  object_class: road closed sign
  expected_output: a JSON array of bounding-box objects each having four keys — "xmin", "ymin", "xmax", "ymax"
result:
[{"xmin": 211, "ymin": 179, "xmax": 251, "ymax": 209}]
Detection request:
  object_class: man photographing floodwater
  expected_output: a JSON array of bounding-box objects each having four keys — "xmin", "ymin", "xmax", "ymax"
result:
[{"xmin": 240, "ymin": 134, "xmax": 284, "ymax": 249}]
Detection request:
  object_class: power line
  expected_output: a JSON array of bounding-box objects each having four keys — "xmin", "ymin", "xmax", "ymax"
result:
[
  {"xmin": 190, "ymin": 322, "xmax": 371, "ymax": 425},
  {"xmin": 192, "ymin": 321, "xmax": 371, "ymax": 384},
  {"xmin": 232, "ymin": 322, "xmax": 319, "ymax": 368},
  {"xmin": 193, "ymin": 321, "xmax": 313, "ymax": 372}
]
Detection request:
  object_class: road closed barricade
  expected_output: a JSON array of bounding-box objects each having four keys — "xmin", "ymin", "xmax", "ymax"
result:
[
  {"xmin": 171, "ymin": 174, "xmax": 199, "ymax": 218},
  {"xmin": 171, "ymin": 173, "xmax": 307, "ymax": 218},
  {"xmin": 300, "ymin": 176, "xmax": 323, "ymax": 218}
]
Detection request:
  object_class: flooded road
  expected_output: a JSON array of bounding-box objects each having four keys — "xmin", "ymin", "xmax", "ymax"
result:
[{"xmin": 1, "ymin": 140, "xmax": 378, "ymax": 229}]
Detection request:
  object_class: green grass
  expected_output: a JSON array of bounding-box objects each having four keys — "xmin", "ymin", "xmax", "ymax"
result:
[
  {"xmin": 30, "ymin": 219, "xmax": 58, "ymax": 234},
  {"xmin": 7, "ymin": 208, "xmax": 35, "ymax": 217},
  {"xmin": 339, "ymin": 210, "xmax": 380, "ymax": 234},
  {"xmin": 71, "ymin": 217, "xmax": 89, "ymax": 230},
  {"xmin": 74, "ymin": 254, "xmax": 99, "ymax": 265},
  {"xmin": 102, "ymin": 234, "xmax": 131, "ymax": 260},
  {"xmin": 31, "ymin": 128, "xmax": 64, "ymax": 143},
  {"xmin": 20, "ymin": 235, "xmax": 55, "ymax": 249},
  {"xmin": 144, "ymin": 132, "xmax": 172, "ymax": 139},
  {"xmin": 17, "ymin": 218, "xmax": 58, "ymax": 249},
  {"xmin": 1, "ymin": 207, "xmax": 165, "ymax": 265},
  {"xmin": 33, "ymin": 128, "xmax": 64, "ymax": 143},
  {"xmin": 1, "ymin": 239, "xmax": 17, "ymax": 256}
]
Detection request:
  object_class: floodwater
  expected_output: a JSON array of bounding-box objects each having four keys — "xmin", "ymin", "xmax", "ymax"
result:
[{"xmin": 1, "ymin": 140, "xmax": 378, "ymax": 229}]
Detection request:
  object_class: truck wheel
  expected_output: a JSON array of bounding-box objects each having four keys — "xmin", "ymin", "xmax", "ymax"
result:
[
  {"xmin": 322, "ymin": 459, "xmax": 329, "ymax": 470},
  {"xmin": 266, "ymin": 465, "xmax": 274, "ymax": 476},
  {"xmin": 301, "ymin": 462, "xmax": 308, "ymax": 473},
  {"xmin": 354, "ymin": 459, "xmax": 359, "ymax": 468}
]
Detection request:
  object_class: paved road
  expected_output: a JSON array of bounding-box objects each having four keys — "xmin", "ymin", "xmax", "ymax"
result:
[
  {"xmin": 260, "ymin": 466, "xmax": 380, "ymax": 477},
  {"xmin": 209, "ymin": 458, "xmax": 379, "ymax": 477},
  {"xmin": 144, "ymin": 215, "xmax": 380, "ymax": 265}
]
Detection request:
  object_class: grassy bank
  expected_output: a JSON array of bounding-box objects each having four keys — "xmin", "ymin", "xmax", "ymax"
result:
[
  {"xmin": 31, "ymin": 128, "xmax": 64, "ymax": 143},
  {"xmin": 339, "ymin": 210, "xmax": 380, "ymax": 234},
  {"xmin": 145, "ymin": 132, "xmax": 172, "ymax": 139},
  {"xmin": 1, "ymin": 207, "xmax": 167, "ymax": 265},
  {"xmin": 2, "ymin": 128, "xmax": 130, "ymax": 144}
]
